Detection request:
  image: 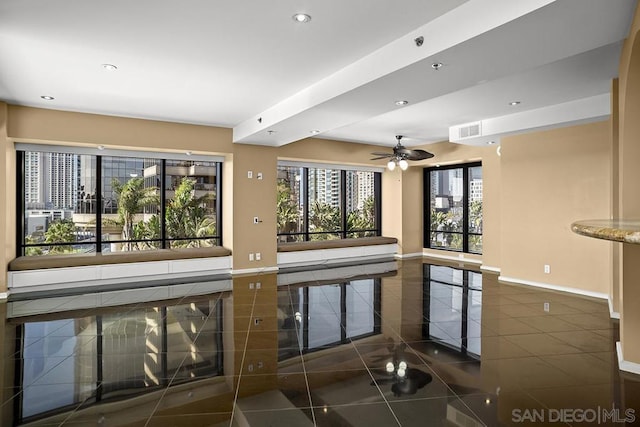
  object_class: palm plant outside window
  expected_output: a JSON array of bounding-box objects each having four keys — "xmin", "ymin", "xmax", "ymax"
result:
[
  {"xmin": 17, "ymin": 148, "xmax": 222, "ymax": 256},
  {"xmin": 277, "ymin": 165, "xmax": 381, "ymax": 242},
  {"xmin": 424, "ymin": 163, "xmax": 482, "ymax": 254}
]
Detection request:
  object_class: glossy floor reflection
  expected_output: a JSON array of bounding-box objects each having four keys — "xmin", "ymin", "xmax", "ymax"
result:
[{"xmin": 1, "ymin": 259, "xmax": 639, "ymax": 426}]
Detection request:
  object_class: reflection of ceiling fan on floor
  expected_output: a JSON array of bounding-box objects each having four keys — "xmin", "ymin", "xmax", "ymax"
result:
[{"xmin": 371, "ymin": 135, "xmax": 434, "ymax": 170}]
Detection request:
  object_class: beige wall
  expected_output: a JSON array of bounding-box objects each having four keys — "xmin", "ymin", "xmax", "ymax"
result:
[
  {"xmin": 0, "ymin": 103, "xmax": 11, "ymax": 294},
  {"xmin": 617, "ymin": 3, "xmax": 640, "ymax": 363},
  {"xmin": 0, "ymin": 103, "xmax": 617, "ymax": 301},
  {"xmin": 231, "ymin": 144, "xmax": 278, "ymax": 270},
  {"xmin": 500, "ymin": 121, "xmax": 612, "ymax": 294}
]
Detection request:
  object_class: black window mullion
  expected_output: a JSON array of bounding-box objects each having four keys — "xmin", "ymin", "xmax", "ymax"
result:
[
  {"xmin": 96, "ymin": 156, "xmax": 102, "ymax": 253},
  {"xmin": 160, "ymin": 159, "xmax": 167, "ymax": 249},
  {"xmin": 303, "ymin": 168, "xmax": 309, "ymax": 242},
  {"xmin": 341, "ymin": 170, "xmax": 347, "ymax": 239},
  {"xmin": 423, "ymin": 168, "xmax": 431, "ymax": 248},
  {"xmin": 374, "ymin": 172, "xmax": 382, "ymax": 236},
  {"xmin": 216, "ymin": 162, "xmax": 223, "ymax": 246},
  {"xmin": 462, "ymin": 166, "xmax": 469, "ymax": 253},
  {"xmin": 16, "ymin": 151, "xmax": 25, "ymax": 256}
]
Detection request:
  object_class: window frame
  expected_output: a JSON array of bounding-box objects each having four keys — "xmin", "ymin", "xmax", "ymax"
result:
[
  {"xmin": 16, "ymin": 148, "xmax": 223, "ymax": 256},
  {"xmin": 277, "ymin": 164, "xmax": 382, "ymax": 241},
  {"xmin": 423, "ymin": 162, "xmax": 482, "ymax": 254}
]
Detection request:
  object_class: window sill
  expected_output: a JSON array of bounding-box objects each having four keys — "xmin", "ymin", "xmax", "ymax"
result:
[
  {"xmin": 9, "ymin": 246, "xmax": 232, "ymax": 271},
  {"xmin": 277, "ymin": 236, "xmax": 397, "ymax": 252}
]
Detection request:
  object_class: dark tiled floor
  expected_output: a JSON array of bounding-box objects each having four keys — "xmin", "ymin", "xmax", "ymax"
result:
[{"xmin": 1, "ymin": 259, "xmax": 639, "ymax": 426}]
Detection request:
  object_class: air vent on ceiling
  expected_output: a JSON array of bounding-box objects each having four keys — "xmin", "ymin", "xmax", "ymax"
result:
[{"xmin": 458, "ymin": 122, "xmax": 481, "ymax": 139}]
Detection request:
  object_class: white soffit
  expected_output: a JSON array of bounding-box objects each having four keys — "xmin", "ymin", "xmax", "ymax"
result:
[
  {"xmin": 449, "ymin": 93, "xmax": 610, "ymax": 146},
  {"xmin": 233, "ymin": 0, "xmax": 558, "ymax": 145}
]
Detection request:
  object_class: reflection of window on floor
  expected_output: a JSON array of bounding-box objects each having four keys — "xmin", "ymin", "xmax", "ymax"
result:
[
  {"xmin": 277, "ymin": 278, "xmax": 381, "ymax": 361},
  {"xmin": 18, "ymin": 299, "xmax": 223, "ymax": 423},
  {"xmin": 423, "ymin": 265, "xmax": 482, "ymax": 358}
]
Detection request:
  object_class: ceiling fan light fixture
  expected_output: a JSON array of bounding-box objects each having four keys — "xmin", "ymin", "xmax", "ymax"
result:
[
  {"xmin": 399, "ymin": 159, "xmax": 409, "ymax": 170},
  {"xmin": 387, "ymin": 160, "xmax": 396, "ymax": 171}
]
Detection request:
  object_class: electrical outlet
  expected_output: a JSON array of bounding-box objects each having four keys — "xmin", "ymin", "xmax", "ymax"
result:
[
  {"xmin": 256, "ymin": 282, "xmax": 261, "ymax": 289},
  {"xmin": 247, "ymin": 364, "xmax": 254, "ymax": 372},
  {"xmin": 257, "ymin": 172, "xmax": 263, "ymax": 180},
  {"xmin": 255, "ymin": 252, "xmax": 261, "ymax": 261},
  {"xmin": 247, "ymin": 170, "xmax": 253, "ymax": 179},
  {"xmin": 249, "ymin": 282, "xmax": 254, "ymax": 289},
  {"xmin": 544, "ymin": 264, "xmax": 550, "ymax": 274},
  {"xmin": 544, "ymin": 302, "xmax": 550, "ymax": 312},
  {"xmin": 253, "ymin": 216, "xmax": 259, "ymax": 224},
  {"xmin": 249, "ymin": 253, "xmax": 254, "ymax": 261}
]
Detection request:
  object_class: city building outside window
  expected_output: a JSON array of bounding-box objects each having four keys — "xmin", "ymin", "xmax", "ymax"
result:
[
  {"xmin": 277, "ymin": 163, "xmax": 381, "ymax": 242},
  {"xmin": 17, "ymin": 146, "xmax": 222, "ymax": 256},
  {"xmin": 424, "ymin": 162, "xmax": 482, "ymax": 254}
]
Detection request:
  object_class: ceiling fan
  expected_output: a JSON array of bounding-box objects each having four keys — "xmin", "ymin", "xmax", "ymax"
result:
[{"xmin": 370, "ymin": 135, "xmax": 434, "ymax": 170}]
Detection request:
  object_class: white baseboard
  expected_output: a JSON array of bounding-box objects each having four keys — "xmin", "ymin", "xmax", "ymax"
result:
[
  {"xmin": 231, "ymin": 266, "xmax": 279, "ymax": 276},
  {"xmin": 0, "ymin": 292, "xmax": 8, "ymax": 300},
  {"xmin": 422, "ymin": 251, "xmax": 482, "ymax": 265},
  {"xmin": 608, "ymin": 297, "xmax": 621, "ymax": 319},
  {"xmin": 480, "ymin": 265, "xmax": 501, "ymax": 273},
  {"xmin": 617, "ymin": 342, "xmax": 640, "ymax": 375},
  {"xmin": 498, "ymin": 275, "xmax": 609, "ymax": 300}
]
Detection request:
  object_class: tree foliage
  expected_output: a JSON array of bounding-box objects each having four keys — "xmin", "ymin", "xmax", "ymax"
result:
[
  {"xmin": 277, "ymin": 181, "xmax": 300, "ymax": 233},
  {"xmin": 44, "ymin": 218, "xmax": 76, "ymax": 254},
  {"xmin": 112, "ymin": 177, "xmax": 159, "ymax": 250},
  {"xmin": 165, "ymin": 177, "xmax": 216, "ymax": 248}
]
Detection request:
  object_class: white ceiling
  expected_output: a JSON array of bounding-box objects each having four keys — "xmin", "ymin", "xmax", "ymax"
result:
[{"xmin": 0, "ymin": 0, "xmax": 636, "ymax": 149}]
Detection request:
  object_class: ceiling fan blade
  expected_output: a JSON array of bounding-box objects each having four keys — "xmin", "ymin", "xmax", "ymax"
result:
[
  {"xmin": 371, "ymin": 152, "xmax": 392, "ymax": 157},
  {"xmin": 405, "ymin": 149, "xmax": 435, "ymax": 160},
  {"xmin": 370, "ymin": 155, "xmax": 391, "ymax": 160}
]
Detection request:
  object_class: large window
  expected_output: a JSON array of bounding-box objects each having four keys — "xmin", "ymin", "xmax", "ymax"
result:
[
  {"xmin": 424, "ymin": 162, "xmax": 482, "ymax": 254},
  {"xmin": 277, "ymin": 164, "xmax": 381, "ymax": 242},
  {"xmin": 17, "ymin": 146, "xmax": 222, "ymax": 256}
]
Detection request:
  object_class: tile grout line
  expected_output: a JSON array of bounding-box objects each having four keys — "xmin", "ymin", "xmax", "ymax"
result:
[
  {"xmin": 228, "ymin": 287, "xmax": 259, "ymax": 427},
  {"xmin": 142, "ymin": 292, "xmax": 221, "ymax": 427},
  {"xmin": 315, "ymin": 285, "xmax": 401, "ymax": 426}
]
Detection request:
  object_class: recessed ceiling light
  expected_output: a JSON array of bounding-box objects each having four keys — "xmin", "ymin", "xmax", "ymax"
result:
[
  {"xmin": 310, "ymin": 130, "xmax": 321, "ymax": 135},
  {"xmin": 185, "ymin": 151, "xmax": 192, "ymax": 156},
  {"xmin": 395, "ymin": 100, "xmax": 409, "ymax": 106},
  {"xmin": 102, "ymin": 64, "xmax": 118, "ymax": 71},
  {"xmin": 40, "ymin": 96, "xmax": 54, "ymax": 100},
  {"xmin": 267, "ymin": 130, "xmax": 276, "ymax": 135},
  {"xmin": 292, "ymin": 13, "xmax": 311, "ymax": 23},
  {"xmin": 97, "ymin": 145, "xmax": 105, "ymax": 150},
  {"xmin": 431, "ymin": 62, "xmax": 443, "ymax": 71},
  {"xmin": 509, "ymin": 101, "xmax": 521, "ymax": 106},
  {"xmin": 487, "ymin": 140, "xmax": 496, "ymax": 145}
]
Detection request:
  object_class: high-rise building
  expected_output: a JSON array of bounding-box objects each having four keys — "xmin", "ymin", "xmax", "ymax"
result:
[{"xmin": 24, "ymin": 152, "xmax": 79, "ymax": 210}]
